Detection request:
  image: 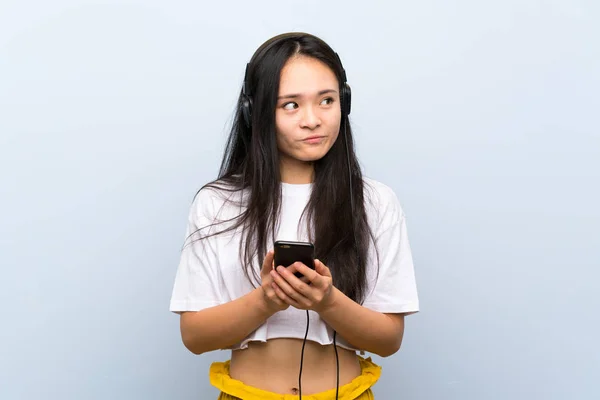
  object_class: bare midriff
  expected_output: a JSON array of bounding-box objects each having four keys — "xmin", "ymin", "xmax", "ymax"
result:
[{"xmin": 229, "ymin": 338, "xmax": 362, "ymax": 395}]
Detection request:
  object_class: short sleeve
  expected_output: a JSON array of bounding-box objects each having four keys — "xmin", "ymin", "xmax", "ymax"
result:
[
  {"xmin": 169, "ymin": 189, "xmax": 224, "ymax": 313},
  {"xmin": 362, "ymin": 186, "xmax": 419, "ymax": 315}
]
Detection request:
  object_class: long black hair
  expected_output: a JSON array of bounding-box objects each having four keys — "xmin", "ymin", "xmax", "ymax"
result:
[{"xmin": 193, "ymin": 32, "xmax": 376, "ymax": 304}]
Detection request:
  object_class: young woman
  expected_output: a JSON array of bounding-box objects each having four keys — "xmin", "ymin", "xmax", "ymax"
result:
[{"xmin": 170, "ymin": 32, "xmax": 419, "ymax": 400}]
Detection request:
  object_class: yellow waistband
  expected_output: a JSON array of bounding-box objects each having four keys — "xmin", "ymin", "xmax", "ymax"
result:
[{"xmin": 209, "ymin": 355, "xmax": 381, "ymax": 400}]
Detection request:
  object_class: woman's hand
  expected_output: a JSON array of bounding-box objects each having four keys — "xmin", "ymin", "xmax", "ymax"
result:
[
  {"xmin": 270, "ymin": 259, "xmax": 335, "ymax": 313},
  {"xmin": 259, "ymin": 250, "xmax": 289, "ymax": 313}
]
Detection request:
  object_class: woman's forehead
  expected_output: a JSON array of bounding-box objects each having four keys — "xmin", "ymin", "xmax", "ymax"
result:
[{"xmin": 278, "ymin": 56, "xmax": 338, "ymax": 96}]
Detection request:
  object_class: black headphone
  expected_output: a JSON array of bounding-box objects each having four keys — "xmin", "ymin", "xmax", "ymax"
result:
[
  {"xmin": 241, "ymin": 52, "xmax": 351, "ymax": 128},
  {"xmin": 335, "ymin": 52, "xmax": 352, "ymax": 117},
  {"xmin": 241, "ymin": 63, "xmax": 253, "ymax": 129}
]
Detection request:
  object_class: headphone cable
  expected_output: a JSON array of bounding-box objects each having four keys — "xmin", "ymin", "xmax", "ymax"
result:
[
  {"xmin": 298, "ymin": 313, "xmax": 340, "ymax": 400},
  {"xmin": 333, "ymin": 330, "xmax": 340, "ymax": 400},
  {"xmin": 298, "ymin": 310, "xmax": 309, "ymax": 399}
]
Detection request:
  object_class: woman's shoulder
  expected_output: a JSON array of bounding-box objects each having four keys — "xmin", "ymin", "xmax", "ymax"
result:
[
  {"xmin": 189, "ymin": 178, "xmax": 246, "ymax": 227},
  {"xmin": 363, "ymin": 177, "xmax": 405, "ymax": 212},
  {"xmin": 362, "ymin": 177, "xmax": 406, "ymax": 230}
]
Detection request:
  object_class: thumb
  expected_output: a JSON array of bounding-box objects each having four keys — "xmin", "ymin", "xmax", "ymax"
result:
[
  {"xmin": 315, "ymin": 259, "xmax": 331, "ymax": 277},
  {"xmin": 262, "ymin": 250, "xmax": 275, "ymax": 273}
]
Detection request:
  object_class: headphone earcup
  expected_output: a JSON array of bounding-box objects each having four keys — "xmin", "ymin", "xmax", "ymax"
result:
[
  {"xmin": 341, "ymin": 83, "xmax": 351, "ymax": 116},
  {"xmin": 241, "ymin": 96, "xmax": 253, "ymax": 128}
]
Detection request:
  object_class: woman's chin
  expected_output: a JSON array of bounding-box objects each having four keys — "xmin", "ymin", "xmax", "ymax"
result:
[
  {"xmin": 297, "ymin": 147, "xmax": 332, "ymax": 162},
  {"xmin": 280, "ymin": 146, "xmax": 333, "ymax": 164}
]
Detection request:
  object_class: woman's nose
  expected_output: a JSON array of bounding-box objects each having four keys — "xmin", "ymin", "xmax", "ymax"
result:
[{"xmin": 299, "ymin": 106, "xmax": 321, "ymax": 129}]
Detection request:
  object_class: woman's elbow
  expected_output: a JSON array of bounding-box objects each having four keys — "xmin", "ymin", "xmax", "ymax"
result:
[
  {"xmin": 379, "ymin": 314, "xmax": 405, "ymax": 357},
  {"xmin": 180, "ymin": 313, "xmax": 208, "ymax": 355},
  {"xmin": 181, "ymin": 330, "xmax": 205, "ymax": 354},
  {"xmin": 377, "ymin": 339, "xmax": 402, "ymax": 358},
  {"xmin": 182, "ymin": 338, "xmax": 204, "ymax": 355}
]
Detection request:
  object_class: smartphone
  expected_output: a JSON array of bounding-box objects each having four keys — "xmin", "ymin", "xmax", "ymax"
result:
[{"xmin": 273, "ymin": 240, "xmax": 315, "ymax": 278}]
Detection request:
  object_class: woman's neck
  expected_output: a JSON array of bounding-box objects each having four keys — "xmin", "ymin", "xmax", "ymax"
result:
[{"xmin": 279, "ymin": 158, "xmax": 314, "ymax": 184}]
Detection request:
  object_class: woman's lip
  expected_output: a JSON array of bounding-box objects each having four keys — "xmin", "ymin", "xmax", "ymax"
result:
[{"xmin": 303, "ymin": 135, "xmax": 325, "ymax": 141}]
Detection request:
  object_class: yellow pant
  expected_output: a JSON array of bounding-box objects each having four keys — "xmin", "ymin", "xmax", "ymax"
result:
[{"xmin": 210, "ymin": 355, "xmax": 381, "ymax": 400}]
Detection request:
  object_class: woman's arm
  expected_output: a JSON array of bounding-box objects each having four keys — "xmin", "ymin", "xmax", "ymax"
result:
[
  {"xmin": 180, "ymin": 250, "xmax": 289, "ymax": 354},
  {"xmin": 317, "ymin": 286, "xmax": 405, "ymax": 357},
  {"xmin": 269, "ymin": 260, "xmax": 406, "ymax": 357},
  {"xmin": 180, "ymin": 287, "xmax": 275, "ymax": 354}
]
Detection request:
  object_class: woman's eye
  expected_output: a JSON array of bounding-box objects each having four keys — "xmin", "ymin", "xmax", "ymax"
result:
[
  {"xmin": 321, "ymin": 97, "xmax": 334, "ymax": 105},
  {"xmin": 282, "ymin": 102, "xmax": 298, "ymax": 110}
]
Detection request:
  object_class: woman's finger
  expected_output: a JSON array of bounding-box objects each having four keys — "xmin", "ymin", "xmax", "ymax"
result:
[
  {"xmin": 290, "ymin": 262, "xmax": 325, "ymax": 291},
  {"xmin": 261, "ymin": 250, "xmax": 274, "ymax": 275},
  {"xmin": 272, "ymin": 282, "xmax": 302, "ymax": 308},
  {"xmin": 271, "ymin": 268, "xmax": 310, "ymax": 304}
]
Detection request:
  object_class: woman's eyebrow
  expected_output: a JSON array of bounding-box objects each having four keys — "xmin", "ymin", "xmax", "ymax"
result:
[{"xmin": 277, "ymin": 89, "xmax": 338, "ymax": 100}]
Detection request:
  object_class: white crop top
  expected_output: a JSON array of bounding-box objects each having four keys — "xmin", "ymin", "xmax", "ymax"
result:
[{"xmin": 169, "ymin": 177, "xmax": 419, "ymax": 353}]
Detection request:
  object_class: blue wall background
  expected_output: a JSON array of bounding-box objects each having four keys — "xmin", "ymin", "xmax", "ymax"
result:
[{"xmin": 1, "ymin": 1, "xmax": 598, "ymax": 399}]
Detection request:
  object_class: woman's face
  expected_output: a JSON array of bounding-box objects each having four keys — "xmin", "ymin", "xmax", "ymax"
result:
[{"xmin": 275, "ymin": 55, "xmax": 341, "ymax": 167}]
